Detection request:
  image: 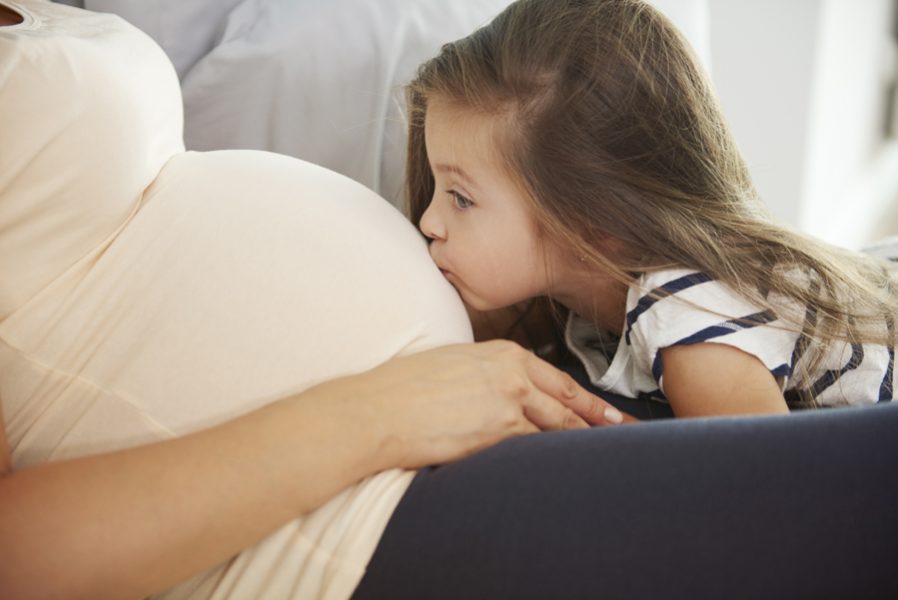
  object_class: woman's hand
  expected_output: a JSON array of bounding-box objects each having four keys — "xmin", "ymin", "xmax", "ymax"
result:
[
  {"xmin": 0, "ymin": 340, "xmax": 622, "ymax": 599},
  {"xmin": 321, "ymin": 340, "xmax": 626, "ymax": 470}
]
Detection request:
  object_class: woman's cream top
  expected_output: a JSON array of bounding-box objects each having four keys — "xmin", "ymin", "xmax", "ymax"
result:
[{"xmin": 0, "ymin": 1, "xmax": 472, "ymax": 598}]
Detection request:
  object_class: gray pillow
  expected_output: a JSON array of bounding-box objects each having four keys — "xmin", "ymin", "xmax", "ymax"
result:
[{"xmin": 58, "ymin": 0, "xmax": 243, "ymax": 78}]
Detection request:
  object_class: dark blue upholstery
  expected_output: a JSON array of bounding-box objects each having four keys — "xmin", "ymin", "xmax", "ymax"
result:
[{"xmin": 355, "ymin": 401, "xmax": 898, "ymax": 599}]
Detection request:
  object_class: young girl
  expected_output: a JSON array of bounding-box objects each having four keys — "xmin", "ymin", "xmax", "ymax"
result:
[{"xmin": 405, "ymin": 0, "xmax": 898, "ymax": 418}]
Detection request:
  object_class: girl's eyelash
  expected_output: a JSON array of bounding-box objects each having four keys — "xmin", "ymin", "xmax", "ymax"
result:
[{"xmin": 450, "ymin": 190, "xmax": 474, "ymax": 210}]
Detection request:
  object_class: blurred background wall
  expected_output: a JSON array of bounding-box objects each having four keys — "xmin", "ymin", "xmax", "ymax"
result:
[
  {"xmin": 54, "ymin": 0, "xmax": 898, "ymax": 249},
  {"xmin": 708, "ymin": 0, "xmax": 898, "ymax": 249}
]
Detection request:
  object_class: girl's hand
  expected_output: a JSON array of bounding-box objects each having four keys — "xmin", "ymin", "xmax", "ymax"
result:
[{"xmin": 322, "ymin": 340, "xmax": 626, "ymax": 470}]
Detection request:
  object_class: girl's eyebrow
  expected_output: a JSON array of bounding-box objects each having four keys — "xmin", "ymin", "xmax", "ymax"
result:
[{"xmin": 432, "ymin": 163, "xmax": 479, "ymax": 189}]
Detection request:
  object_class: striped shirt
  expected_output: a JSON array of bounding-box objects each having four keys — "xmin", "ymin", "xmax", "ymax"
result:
[{"xmin": 565, "ymin": 268, "xmax": 896, "ymax": 408}]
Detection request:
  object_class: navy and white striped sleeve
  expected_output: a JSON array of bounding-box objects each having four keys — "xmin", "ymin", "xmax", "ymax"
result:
[{"xmin": 626, "ymin": 270, "xmax": 801, "ymax": 393}]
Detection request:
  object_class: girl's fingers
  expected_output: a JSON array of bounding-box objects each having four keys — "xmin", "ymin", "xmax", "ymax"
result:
[{"xmin": 524, "ymin": 353, "xmax": 624, "ymax": 426}]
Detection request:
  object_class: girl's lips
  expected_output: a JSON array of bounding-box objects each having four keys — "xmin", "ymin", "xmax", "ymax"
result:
[{"xmin": 433, "ymin": 257, "xmax": 456, "ymax": 281}]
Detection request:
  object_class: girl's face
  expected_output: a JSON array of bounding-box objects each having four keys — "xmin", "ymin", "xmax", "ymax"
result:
[{"xmin": 419, "ymin": 98, "xmax": 565, "ymax": 311}]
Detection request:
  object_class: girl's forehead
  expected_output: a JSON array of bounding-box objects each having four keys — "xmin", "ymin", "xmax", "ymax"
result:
[
  {"xmin": 425, "ymin": 99, "xmax": 504, "ymax": 162},
  {"xmin": 425, "ymin": 97, "xmax": 538, "ymax": 211},
  {"xmin": 426, "ymin": 100, "xmax": 484, "ymax": 135}
]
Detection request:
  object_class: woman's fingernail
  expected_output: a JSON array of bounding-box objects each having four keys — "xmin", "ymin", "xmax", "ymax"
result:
[{"xmin": 604, "ymin": 406, "xmax": 624, "ymax": 424}]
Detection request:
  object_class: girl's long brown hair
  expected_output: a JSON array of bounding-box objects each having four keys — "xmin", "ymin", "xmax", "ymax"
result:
[{"xmin": 405, "ymin": 0, "xmax": 897, "ymax": 405}]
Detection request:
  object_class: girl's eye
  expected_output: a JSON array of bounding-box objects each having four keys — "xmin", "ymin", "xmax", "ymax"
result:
[{"xmin": 451, "ymin": 191, "xmax": 474, "ymax": 210}]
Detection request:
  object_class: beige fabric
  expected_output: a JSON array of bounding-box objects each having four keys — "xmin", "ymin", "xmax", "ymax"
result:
[{"xmin": 0, "ymin": 1, "xmax": 472, "ymax": 598}]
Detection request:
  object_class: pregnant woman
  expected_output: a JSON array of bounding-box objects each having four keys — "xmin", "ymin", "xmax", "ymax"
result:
[{"xmin": 1, "ymin": 2, "xmax": 896, "ymax": 599}]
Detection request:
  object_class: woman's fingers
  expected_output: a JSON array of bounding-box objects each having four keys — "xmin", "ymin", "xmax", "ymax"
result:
[
  {"xmin": 522, "ymin": 397, "xmax": 589, "ymax": 431},
  {"xmin": 517, "ymin": 420, "xmax": 541, "ymax": 436},
  {"xmin": 522, "ymin": 351, "xmax": 624, "ymax": 426}
]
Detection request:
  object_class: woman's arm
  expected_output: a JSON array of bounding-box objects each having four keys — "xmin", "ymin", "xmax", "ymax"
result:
[
  {"xmin": 0, "ymin": 381, "xmax": 390, "ymax": 600},
  {"xmin": 0, "ymin": 341, "xmax": 624, "ymax": 600},
  {"xmin": 660, "ymin": 343, "xmax": 789, "ymax": 417}
]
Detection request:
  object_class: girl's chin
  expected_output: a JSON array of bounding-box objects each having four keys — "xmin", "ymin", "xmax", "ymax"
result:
[
  {"xmin": 459, "ymin": 294, "xmax": 508, "ymax": 314},
  {"xmin": 451, "ymin": 280, "xmax": 516, "ymax": 313},
  {"xmin": 457, "ymin": 294, "xmax": 486, "ymax": 313}
]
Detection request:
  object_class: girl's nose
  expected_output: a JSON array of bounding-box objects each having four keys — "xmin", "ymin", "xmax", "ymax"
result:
[{"xmin": 419, "ymin": 201, "xmax": 446, "ymax": 241}]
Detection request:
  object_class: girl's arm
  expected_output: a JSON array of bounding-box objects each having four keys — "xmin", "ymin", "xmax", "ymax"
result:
[
  {"xmin": 0, "ymin": 341, "xmax": 624, "ymax": 600},
  {"xmin": 660, "ymin": 343, "xmax": 789, "ymax": 417}
]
